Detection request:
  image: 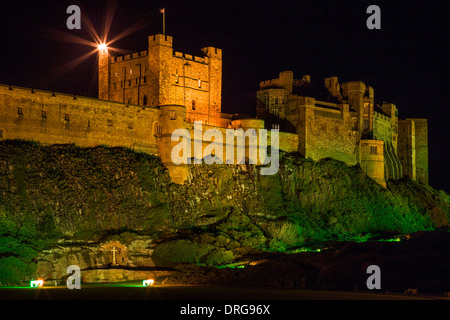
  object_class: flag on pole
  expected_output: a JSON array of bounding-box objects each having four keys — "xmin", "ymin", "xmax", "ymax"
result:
[{"xmin": 160, "ymin": 8, "xmax": 165, "ymax": 14}]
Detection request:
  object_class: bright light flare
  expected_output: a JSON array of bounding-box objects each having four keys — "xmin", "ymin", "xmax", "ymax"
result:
[
  {"xmin": 98, "ymin": 43, "xmax": 108, "ymax": 52},
  {"xmin": 30, "ymin": 280, "xmax": 44, "ymax": 288},
  {"xmin": 143, "ymin": 279, "xmax": 154, "ymax": 287}
]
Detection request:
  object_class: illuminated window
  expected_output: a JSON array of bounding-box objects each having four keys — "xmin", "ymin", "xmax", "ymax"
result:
[{"xmin": 198, "ymin": 79, "xmax": 201, "ymax": 88}]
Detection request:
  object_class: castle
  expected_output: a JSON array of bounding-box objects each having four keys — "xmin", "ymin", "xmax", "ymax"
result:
[{"xmin": 0, "ymin": 34, "xmax": 428, "ymax": 186}]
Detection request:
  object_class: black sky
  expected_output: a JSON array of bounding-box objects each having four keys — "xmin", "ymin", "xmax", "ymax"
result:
[{"xmin": 0, "ymin": 0, "xmax": 448, "ymax": 192}]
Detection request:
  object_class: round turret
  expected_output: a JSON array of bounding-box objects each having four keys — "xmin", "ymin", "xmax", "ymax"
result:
[{"xmin": 158, "ymin": 104, "xmax": 189, "ymax": 184}]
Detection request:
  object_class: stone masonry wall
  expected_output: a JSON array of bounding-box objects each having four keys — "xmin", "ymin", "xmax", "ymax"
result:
[
  {"xmin": 0, "ymin": 85, "xmax": 160, "ymax": 155},
  {"xmin": 398, "ymin": 120, "xmax": 416, "ymax": 180},
  {"xmin": 108, "ymin": 52, "xmax": 152, "ymax": 106},
  {"xmin": 408, "ymin": 118, "xmax": 428, "ymax": 185},
  {"xmin": 303, "ymin": 105, "xmax": 357, "ymax": 166}
]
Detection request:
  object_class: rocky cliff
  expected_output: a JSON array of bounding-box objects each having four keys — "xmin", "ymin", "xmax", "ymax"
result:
[{"xmin": 0, "ymin": 140, "xmax": 448, "ymax": 285}]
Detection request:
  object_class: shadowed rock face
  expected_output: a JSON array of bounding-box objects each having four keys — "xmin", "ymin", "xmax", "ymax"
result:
[{"xmin": 159, "ymin": 231, "xmax": 450, "ymax": 294}]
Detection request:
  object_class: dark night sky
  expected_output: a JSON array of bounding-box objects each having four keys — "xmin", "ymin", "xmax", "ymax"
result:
[{"xmin": 0, "ymin": 0, "xmax": 448, "ymax": 192}]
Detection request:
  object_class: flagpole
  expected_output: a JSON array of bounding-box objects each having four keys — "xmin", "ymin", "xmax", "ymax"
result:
[{"xmin": 162, "ymin": 8, "xmax": 166, "ymax": 35}]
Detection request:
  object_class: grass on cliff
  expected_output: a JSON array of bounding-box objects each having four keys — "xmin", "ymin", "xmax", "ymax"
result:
[{"xmin": 0, "ymin": 208, "xmax": 60, "ymax": 285}]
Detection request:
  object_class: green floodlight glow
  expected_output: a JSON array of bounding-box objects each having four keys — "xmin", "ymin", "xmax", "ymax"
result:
[
  {"xmin": 290, "ymin": 247, "xmax": 323, "ymax": 253},
  {"xmin": 382, "ymin": 237, "xmax": 401, "ymax": 242},
  {"xmin": 30, "ymin": 280, "xmax": 44, "ymax": 288},
  {"xmin": 142, "ymin": 279, "xmax": 154, "ymax": 287}
]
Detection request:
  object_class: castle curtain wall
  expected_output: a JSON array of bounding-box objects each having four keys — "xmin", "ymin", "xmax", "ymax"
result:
[
  {"xmin": 0, "ymin": 85, "xmax": 160, "ymax": 155},
  {"xmin": 301, "ymin": 103, "xmax": 358, "ymax": 166}
]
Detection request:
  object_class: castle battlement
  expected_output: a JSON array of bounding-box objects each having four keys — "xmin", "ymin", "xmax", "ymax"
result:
[
  {"xmin": 172, "ymin": 52, "xmax": 208, "ymax": 64},
  {"xmin": 373, "ymin": 110, "xmax": 393, "ymax": 122},
  {"xmin": 112, "ymin": 51, "xmax": 149, "ymax": 63}
]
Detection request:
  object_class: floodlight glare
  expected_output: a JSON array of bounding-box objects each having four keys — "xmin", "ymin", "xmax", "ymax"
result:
[
  {"xmin": 30, "ymin": 280, "xmax": 44, "ymax": 288},
  {"xmin": 143, "ymin": 279, "xmax": 154, "ymax": 287}
]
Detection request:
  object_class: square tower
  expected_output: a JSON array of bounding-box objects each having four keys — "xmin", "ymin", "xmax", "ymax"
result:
[{"xmin": 99, "ymin": 34, "xmax": 223, "ymax": 126}]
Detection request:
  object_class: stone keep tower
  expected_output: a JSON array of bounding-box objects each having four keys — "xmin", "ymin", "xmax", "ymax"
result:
[{"xmin": 98, "ymin": 34, "xmax": 223, "ymax": 125}]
